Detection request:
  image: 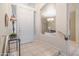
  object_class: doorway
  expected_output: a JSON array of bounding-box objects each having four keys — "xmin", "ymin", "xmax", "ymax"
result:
[{"xmin": 40, "ymin": 4, "xmax": 56, "ymax": 34}]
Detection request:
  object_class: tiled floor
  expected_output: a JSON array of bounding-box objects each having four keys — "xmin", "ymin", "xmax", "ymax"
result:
[
  {"xmin": 9, "ymin": 38, "xmax": 60, "ymax": 56},
  {"xmin": 8, "ymin": 35, "xmax": 79, "ymax": 56},
  {"xmin": 9, "ymin": 39, "xmax": 79, "ymax": 56},
  {"xmin": 21, "ymin": 39, "xmax": 60, "ymax": 56},
  {"xmin": 68, "ymin": 40, "xmax": 79, "ymax": 56}
]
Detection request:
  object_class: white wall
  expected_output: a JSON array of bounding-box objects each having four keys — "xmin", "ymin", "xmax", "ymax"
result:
[
  {"xmin": 34, "ymin": 4, "xmax": 42, "ymax": 38},
  {"xmin": 0, "ymin": 4, "xmax": 12, "ymax": 35},
  {"xmin": 56, "ymin": 3, "xmax": 68, "ymax": 55},
  {"xmin": 56, "ymin": 3, "xmax": 68, "ymax": 35},
  {"xmin": 0, "ymin": 4, "xmax": 12, "ymax": 53}
]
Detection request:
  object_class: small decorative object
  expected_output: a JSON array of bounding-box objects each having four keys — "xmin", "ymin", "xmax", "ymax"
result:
[
  {"xmin": 9, "ymin": 33, "xmax": 17, "ymax": 39},
  {"xmin": 10, "ymin": 14, "xmax": 16, "ymax": 33},
  {"xmin": 5, "ymin": 13, "xmax": 9, "ymax": 27}
]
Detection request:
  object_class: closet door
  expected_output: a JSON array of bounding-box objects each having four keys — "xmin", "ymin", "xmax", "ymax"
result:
[{"xmin": 16, "ymin": 5, "xmax": 34, "ymax": 44}]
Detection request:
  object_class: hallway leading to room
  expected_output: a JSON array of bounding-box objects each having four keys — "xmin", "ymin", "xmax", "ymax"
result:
[{"xmin": 0, "ymin": 3, "xmax": 79, "ymax": 56}]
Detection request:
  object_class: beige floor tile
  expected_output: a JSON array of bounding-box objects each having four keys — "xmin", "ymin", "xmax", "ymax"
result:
[{"xmin": 10, "ymin": 39, "xmax": 59, "ymax": 56}]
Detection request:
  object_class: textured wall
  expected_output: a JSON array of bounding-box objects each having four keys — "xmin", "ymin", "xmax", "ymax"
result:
[
  {"xmin": 0, "ymin": 4, "xmax": 12, "ymax": 54},
  {"xmin": 56, "ymin": 3, "xmax": 68, "ymax": 55}
]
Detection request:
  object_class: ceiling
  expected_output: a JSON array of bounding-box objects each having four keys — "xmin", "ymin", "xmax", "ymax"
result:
[
  {"xmin": 23, "ymin": 3, "xmax": 56, "ymax": 18},
  {"xmin": 23, "ymin": 3, "xmax": 36, "ymax": 8},
  {"xmin": 41, "ymin": 3, "xmax": 56, "ymax": 18}
]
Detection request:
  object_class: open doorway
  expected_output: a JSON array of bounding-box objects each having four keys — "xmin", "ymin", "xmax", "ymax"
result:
[{"xmin": 40, "ymin": 4, "xmax": 56, "ymax": 34}]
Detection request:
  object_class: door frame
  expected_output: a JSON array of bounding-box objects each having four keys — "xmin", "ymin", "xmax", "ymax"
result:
[{"xmin": 67, "ymin": 4, "xmax": 79, "ymax": 43}]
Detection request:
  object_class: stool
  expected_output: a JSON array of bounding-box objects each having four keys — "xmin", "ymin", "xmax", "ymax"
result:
[{"xmin": 7, "ymin": 38, "xmax": 20, "ymax": 56}]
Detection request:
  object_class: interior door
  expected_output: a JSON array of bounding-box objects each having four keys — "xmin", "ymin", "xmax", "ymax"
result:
[{"xmin": 16, "ymin": 5, "xmax": 34, "ymax": 44}]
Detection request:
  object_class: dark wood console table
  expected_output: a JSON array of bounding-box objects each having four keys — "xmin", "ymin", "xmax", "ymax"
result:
[{"xmin": 7, "ymin": 38, "xmax": 21, "ymax": 56}]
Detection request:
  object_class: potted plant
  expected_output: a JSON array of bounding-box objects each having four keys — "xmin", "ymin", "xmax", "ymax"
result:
[{"xmin": 9, "ymin": 33, "xmax": 17, "ymax": 39}]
